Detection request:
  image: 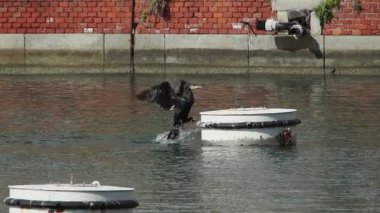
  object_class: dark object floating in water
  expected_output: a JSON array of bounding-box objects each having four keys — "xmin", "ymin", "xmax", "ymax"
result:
[{"xmin": 136, "ymin": 80, "xmax": 201, "ymax": 140}]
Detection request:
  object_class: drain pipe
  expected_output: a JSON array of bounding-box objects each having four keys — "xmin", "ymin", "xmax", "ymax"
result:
[{"xmin": 257, "ymin": 19, "xmax": 305, "ymax": 39}]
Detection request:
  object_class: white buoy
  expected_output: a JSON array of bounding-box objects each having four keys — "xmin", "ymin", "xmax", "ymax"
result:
[
  {"xmin": 4, "ymin": 181, "xmax": 138, "ymax": 213},
  {"xmin": 198, "ymin": 107, "xmax": 301, "ymax": 146}
]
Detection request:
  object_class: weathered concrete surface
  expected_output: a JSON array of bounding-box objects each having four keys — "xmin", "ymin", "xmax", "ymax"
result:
[
  {"xmin": 25, "ymin": 34, "xmax": 104, "ymax": 73},
  {"xmin": 249, "ymin": 35, "xmax": 324, "ymax": 74},
  {"xmin": 0, "ymin": 34, "xmax": 25, "ymax": 74},
  {"xmin": 271, "ymin": 0, "xmax": 323, "ymax": 11},
  {"xmin": 324, "ymin": 36, "xmax": 380, "ymax": 75},
  {"xmin": 104, "ymin": 34, "xmax": 166, "ymax": 73},
  {"xmin": 165, "ymin": 34, "xmax": 249, "ymax": 73},
  {"xmin": 0, "ymin": 34, "xmax": 379, "ymax": 75}
]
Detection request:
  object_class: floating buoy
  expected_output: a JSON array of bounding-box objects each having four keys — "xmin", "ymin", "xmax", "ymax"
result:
[
  {"xmin": 198, "ymin": 107, "xmax": 301, "ymax": 146},
  {"xmin": 4, "ymin": 182, "xmax": 138, "ymax": 213}
]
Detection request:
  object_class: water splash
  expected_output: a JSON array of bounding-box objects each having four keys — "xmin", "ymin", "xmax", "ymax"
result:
[{"xmin": 154, "ymin": 128, "xmax": 199, "ymax": 144}]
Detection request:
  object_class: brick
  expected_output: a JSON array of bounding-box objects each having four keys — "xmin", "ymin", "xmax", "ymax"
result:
[
  {"xmin": 179, "ymin": 7, "xmax": 188, "ymax": 13},
  {"xmin": 199, "ymin": 29, "xmax": 209, "ymax": 33},
  {"xmin": 27, "ymin": 17, "xmax": 36, "ymax": 23},
  {"xmin": 7, "ymin": 29, "xmax": 17, "ymax": 33},
  {"xmin": 223, "ymin": 12, "xmax": 233, "ymax": 18},
  {"xmin": 194, "ymin": 12, "xmax": 203, "ymax": 18},
  {"xmin": 199, "ymin": 7, "xmax": 208, "ymax": 13},
  {"xmin": 180, "ymin": 29, "xmax": 189, "ymax": 33},
  {"xmin": 218, "ymin": 29, "xmax": 228, "ymax": 34},
  {"xmin": 74, "ymin": 7, "xmax": 83, "ymax": 12},
  {"xmin": 26, "ymin": 28, "xmax": 37, "ymax": 33},
  {"xmin": 232, "ymin": 13, "xmax": 243, "ymax": 18},
  {"xmin": 217, "ymin": 18, "xmax": 228, "ymax": 24},
  {"xmin": 209, "ymin": 7, "xmax": 218, "ymax": 13},
  {"xmin": 223, "ymin": 2, "xmax": 233, "ymax": 7},
  {"xmin": 3, "ymin": 23, "xmax": 11, "ymax": 28},
  {"xmin": 17, "ymin": 28, "xmax": 27, "ymax": 33},
  {"xmin": 238, "ymin": 7, "xmax": 248, "ymax": 12},
  {"xmin": 214, "ymin": 13, "xmax": 223, "ymax": 18},
  {"xmin": 361, "ymin": 29, "xmax": 372, "ymax": 35},
  {"xmin": 218, "ymin": 7, "xmax": 228, "ymax": 13},
  {"xmin": 174, "ymin": 13, "xmax": 184, "ymax": 18},
  {"xmin": 184, "ymin": 12, "xmax": 194, "ymax": 18},
  {"xmin": 169, "ymin": 29, "xmax": 180, "ymax": 34},
  {"xmin": 203, "ymin": 13, "xmax": 213, "ymax": 18},
  {"xmin": 352, "ymin": 29, "xmax": 362, "ymax": 35},
  {"xmin": 178, "ymin": 18, "xmax": 188, "ymax": 23}
]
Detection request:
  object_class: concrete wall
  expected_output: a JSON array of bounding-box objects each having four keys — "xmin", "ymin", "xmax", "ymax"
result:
[{"xmin": 0, "ymin": 34, "xmax": 379, "ymax": 75}]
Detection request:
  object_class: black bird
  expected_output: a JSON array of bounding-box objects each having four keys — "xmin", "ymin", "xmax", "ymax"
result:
[{"xmin": 136, "ymin": 80, "xmax": 201, "ymax": 140}]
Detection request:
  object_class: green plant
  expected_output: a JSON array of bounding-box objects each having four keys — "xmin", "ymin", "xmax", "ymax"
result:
[
  {"xmin": 314, "ymin": 0, "xmax": 341, "ymax": 27},
  {"xmin": 141, "ymin": 0, "xmax": 170, "ymax": 22},
  {"xmin": 353, "ymin": 0, "xmax": 363, "ymax": 14}
]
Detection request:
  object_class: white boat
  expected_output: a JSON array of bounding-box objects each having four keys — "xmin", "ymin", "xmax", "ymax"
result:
[
  {"xmin": 4, "ymin": 181, "xmax": 138, "ymax": 213},
  {"xmin": 198, "ymin": 107, "xmax": 301, "ymax": 146}
]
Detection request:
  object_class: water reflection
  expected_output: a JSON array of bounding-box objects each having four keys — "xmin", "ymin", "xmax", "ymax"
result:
[{"xmin": 0, "ymin": 73, "xmax": 379, "ymax": 212}]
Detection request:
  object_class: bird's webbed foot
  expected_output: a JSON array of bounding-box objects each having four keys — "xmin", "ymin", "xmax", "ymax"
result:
[
  {"xmin": 185, "ymin": 117, "xmax": 195, "ymax": 123},
  {"xmin": 167, "ymin": 127, "xmax": 180, "ymax": 140}
]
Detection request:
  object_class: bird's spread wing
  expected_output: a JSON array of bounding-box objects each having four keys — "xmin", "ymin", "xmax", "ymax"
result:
[{"xmin": 136, "ymin": 81, "xmax": 178, "ymax": 110}]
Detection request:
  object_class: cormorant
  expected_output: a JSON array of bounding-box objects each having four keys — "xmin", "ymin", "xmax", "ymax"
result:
[{"xmin": 136, "ymin": 80, "xmax": 201, "ymax": 140}]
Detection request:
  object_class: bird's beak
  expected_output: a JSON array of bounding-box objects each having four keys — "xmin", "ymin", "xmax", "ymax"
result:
[{"xmin": 190, "ymin": 85, "xmax": 202, "ymax": 90}]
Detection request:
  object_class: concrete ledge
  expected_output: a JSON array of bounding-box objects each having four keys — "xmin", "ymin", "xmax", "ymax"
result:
[
  {"xmin": 165, "ymin": 34, "xmax": 248, "ymax": 69},
  {"xmin": 326, "ymin": 36, "xmax": 380, "ymax": 50},
  {"xmin": 0, "ymin": 34, "xmax": 25, "ymax": 73},
  {"xmin": 25, "ymin": 34, "xmax": 103, "ymax": 50},
  {"xmin": 25, "ymin": 34, "xmax": 103, "ymax": 70},
  {"xmin": 0, "ymin": 34, "xmax": 24, "ymax": 50},
  {"xmin": 271, "ymin": 0, "xmax": 323, "ymax": 11},
  {"xmin": 165, "ymin": 34, "xmax": 248, "ymax": 50},
  {"xmin": 0, "ymin": 34, "xmax": 379, "ymax": 75}
]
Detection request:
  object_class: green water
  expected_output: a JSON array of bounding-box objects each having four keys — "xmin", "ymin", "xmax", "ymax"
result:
[{"xmin": 0, "ymin": 73, "xmax": 379, "ymax": 212}]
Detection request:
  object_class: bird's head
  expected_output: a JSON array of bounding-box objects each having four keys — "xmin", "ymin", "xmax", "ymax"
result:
[{"xmin": 178, "ymin": 80, "xmax": 202, "ymax": 91}]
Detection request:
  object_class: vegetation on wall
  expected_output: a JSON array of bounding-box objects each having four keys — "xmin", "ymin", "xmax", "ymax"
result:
[
  {"xmin": 314, "ymin": 0, "xmax": 341, "ymax": 27},
  {"xmin": 141, "ymin": 0, "xmax": 171, "ymax": 22},
  {"xmin": 353, "ymin": 0, "xmax": 363, "ymax": 14}
]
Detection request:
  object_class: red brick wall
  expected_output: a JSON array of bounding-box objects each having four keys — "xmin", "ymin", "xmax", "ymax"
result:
[
  {"xmin": 324, "ymin": 0, "xmax": 380, "ymax": 35},
  {"xmin": 0, "ymin": 0, "xmax": 379, "ymax": 35},
  {"xmin": 0, "ymin": 0, "xmax": 131, "ymax": 33},
  {"xmin": 137, "ymin": 0, "xmax": 272, "ymax": 34},
  {"xmin": 0, "ymin": 0, "xmax": 272, "ymax": 34}
]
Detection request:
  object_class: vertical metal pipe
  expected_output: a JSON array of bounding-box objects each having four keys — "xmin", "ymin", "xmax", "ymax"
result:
[
  {"xmin": 130, "ymin": 0, "xmax": 136, "ymax": 81},
  {"xmin": 321, "ymin": 8, "xmax": 326, "ymax": 81},
  {"xmin": 103, "ymin": 33, "xmax": 105, "ymax": 73},
  {"xmin": 164, "ymin": 34, "xmax": 166, "ymax": 74},
  {"xmin": 323, "ymin": 27, "xmax": 326, "ymax": 81},
  {"xmin": 23, "ymin": 34, "xmax": 26, "ymax": 73},
  {"xmin": 247, "ymin": 34, "xmax": 250, "ymax": 73}
]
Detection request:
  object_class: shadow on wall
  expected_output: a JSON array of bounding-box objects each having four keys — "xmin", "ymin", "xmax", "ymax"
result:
[{"xmin": 274, "ymin": 35, "xmax": 322, "ymax": 59}]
